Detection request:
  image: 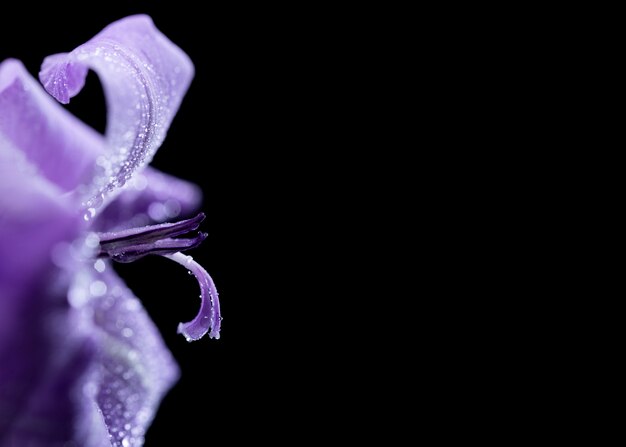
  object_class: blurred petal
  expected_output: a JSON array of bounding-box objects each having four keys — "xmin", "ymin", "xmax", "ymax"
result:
[
  {"xmin": 0, "ymin": 59, "xmax": 103, "ymax": 193},
  {"xmin": 0, "ymin": 136, "xmax": 94, "ymax": 444},
  {"xmin": 3, "ymin": 314, "xmax": 97, "ymax": 446},
  {"xmin": 72, "ymin": 266, "xmax": 179, "ymax": 447},
  {"xmin": 40, "ymin": 15, "xmax": 194, "ymax": 216},
  {"xmin": 94, "ymin": 168, "xmax": 202, "ymax": 232},
  {"xmin": 0, "ymin": 133, "xmax": 79, "ymax": 306}
]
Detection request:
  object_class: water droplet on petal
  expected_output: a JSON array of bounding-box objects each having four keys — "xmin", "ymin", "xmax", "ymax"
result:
[
  {"xmin": 89, "ymin": 280, "xmax": 107, "ymax": 297},
  {"xmin": 148, "ymin": 201, "xmax": 167, "ymax": 221},
  {"xmin": 83, "ymin": 207, "xmax": 96, "ymax": 221},
  {"xmin": 85, "ymin": 232, "xmax": 100, "ymax": 248},
  {"xmin": 164, "ymin": 198, "xmax": 181, "ymax": 218},
  {"xmin": 94, "ymin": 259, "xmax": 106, "ymax": 272},
  {"xmin": 133, "ymin": 174, "xmax": 148, "ymax": 191}
]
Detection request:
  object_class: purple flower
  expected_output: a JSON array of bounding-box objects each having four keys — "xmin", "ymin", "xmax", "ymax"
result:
[{"xmin": 0, "ymin": 15, "xmax": 220, "ymax": 446}]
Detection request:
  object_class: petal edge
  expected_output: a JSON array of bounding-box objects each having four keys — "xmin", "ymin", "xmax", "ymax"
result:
[{"xmin": 39, "ymin": 15, "xmax": 194, "ymax": 217}]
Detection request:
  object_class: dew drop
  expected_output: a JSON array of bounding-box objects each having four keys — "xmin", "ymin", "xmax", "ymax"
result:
[
  {"xmin": 85, "ymin": 232, "xmax": 100, "ymax": 248},
  {"xmin": 83, "ymin": 207, "xmax": 96, "ymax": 221},
  {"xmin": 164, "ymin": 199, "xmax": 181, "ymax": 218},
  {"xmin": 148, "ymin": 201, "xmax": 167, "ymax": 221},
  {"xmin": 68, "ymin": 285, "xmax": 88, "ymax": 307},
  {"xmin": 94, "ymin": 259, "xmax": 106, "ymax": 273},
  {"xmin": 133, "ymin": 174, "xmax": 148, "ymax": 191},
  {"xmin": 93, "ymin": 194, "xmax": 104, "ymax": 208},
  {"xmin": 89, "ymin": 280, "xmax": 107, "ymax": 297}
]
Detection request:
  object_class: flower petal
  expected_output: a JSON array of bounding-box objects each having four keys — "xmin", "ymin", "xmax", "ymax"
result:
[
  {"xmin": 0, "ymin": 59, "xmax": 104, "ymax": 193},
  {"xmin": 3, "ymin": 315, "xmax": 97, "ymax": 446},
  {"xmin": 0, "ymin": 132, "xmax": 95, "ymax": 444},
  {"xmin": 0, "ymin": 128, "xmax": 79, "ymax": 306},
  {"xmin": 71, "ymin": 265, "xmax": 179, "ymax": 446},
  {"xmin": 164, "ymin": 252, "xmax": 221, "ymax": 341},
  {"xmin": 93, "ymin": 168, "xmax": 202, "ymax": 232},
  {"xmin": 39, "ymin": 15, "xmax": 194, "ymax": 217}
]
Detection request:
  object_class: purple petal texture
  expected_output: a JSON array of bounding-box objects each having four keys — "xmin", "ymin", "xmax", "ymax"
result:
[
  {"xmin": 39, "ymin": 15, "xmax": 195, "ymax": 217},
  {"xmin": 0, "ymin": 125, "xmax": 79, "ymax": 305},
  {"xmin": 0, "ymin": 129, "xmax": 94, "ymax": 444},
  {"xmin": 0, "ymin": 59, "xmax": 104, "ymax": 193},
  {"xmin": 71, "ymin": 266, "xmax": 180, "ymax": 447},
  {"xmin": 2, "ymin": 307, "xmax": 98, "ymax": 446}
]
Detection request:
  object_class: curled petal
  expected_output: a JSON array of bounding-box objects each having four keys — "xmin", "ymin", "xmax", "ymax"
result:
[
  {"xmin": 39, "ymin": 15, "xmax": 194, "ymax": 216},
  {"xmin": 164, "ymin": 252, "xmax": 221, "ymax": 341},
  {"xmin": 0, "ymin": 59, "xmax": 104, "ymax": 193}
]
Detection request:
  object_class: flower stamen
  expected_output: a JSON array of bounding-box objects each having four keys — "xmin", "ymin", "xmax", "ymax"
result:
[{"xmin": 98, "ymin": 213, "xmax": 206, "ymax": 262}]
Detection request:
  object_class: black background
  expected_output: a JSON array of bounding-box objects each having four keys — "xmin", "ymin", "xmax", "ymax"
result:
[{"xmin": 0, "ymin": 2, "xmax": 320, "ymax": 445}]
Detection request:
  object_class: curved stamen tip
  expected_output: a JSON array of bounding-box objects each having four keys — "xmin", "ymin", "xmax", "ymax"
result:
[{"xmin": 164, "ymin": 252, "xmax": 221, "ymax": 342}]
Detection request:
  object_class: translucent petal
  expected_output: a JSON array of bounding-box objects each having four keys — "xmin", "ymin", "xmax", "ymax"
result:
[
  {"xmin": 39, "ymin": 15, "xmax": 194, "ymax": 217},
  {"xmin": 0, "ymin": 59, "xmax": 104, "ymax": 193}
]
